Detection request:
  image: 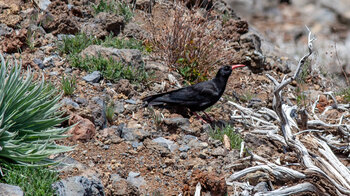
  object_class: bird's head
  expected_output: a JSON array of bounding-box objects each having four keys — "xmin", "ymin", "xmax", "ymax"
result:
[{"xmin": 217, "ymin": 64, "xmax": 245, "ymax": 78}]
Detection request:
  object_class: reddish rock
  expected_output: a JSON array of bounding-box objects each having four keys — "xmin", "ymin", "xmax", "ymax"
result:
[
  {"xmin": 68, "ymin": 114, "xmax": 96, "ymax": 141},
  {"xmin": 0, "ymin": 29, "xmax": 27, "ymax": 53},
  {"xmin": 183, "ymin": 170, "xmax": 227, "ymax": 196}
]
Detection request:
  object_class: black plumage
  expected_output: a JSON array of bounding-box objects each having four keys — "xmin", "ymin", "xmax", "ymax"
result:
[{"xmin": 143, "ymin": 65, "xmax": 245, "ymax": 112}]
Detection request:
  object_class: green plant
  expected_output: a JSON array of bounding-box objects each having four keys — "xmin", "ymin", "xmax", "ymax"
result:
[
  {"xmin": 93, "ymin": 0, "xmax": 134, "ymax": 22},
  {"xmin": 239, "ymin": 90, "xmax": 254, "ymax": 102},
  {"xmin": 61, "ymin": 75, "xmax": 76, "ymax": 96},
  {"xmin": 57, "ymin": 33, "xmax": 99, "ymax": 56},
  {"xmin": 102, "ymin": 34, "xmax": 144, "ymax": 51},
  {"xmin": 0, "ymin": 54, "xmax": 72, "ymax": 166},
  {"xmin": 105, "ymin": 101, "xmax": 115, "ymax": 123},
  {"xmin": 209, "ymin": 125, "xmax": 243, "ymax": 149},
  {"xmin": 337, "ymin": 88, "xmax": 350, "ymax": 102},
  {"xmin": 70, "ymin": 55, "xmax": 150, "ymax": 83},
  {"xmin": 0, "ymin": 164, "xmax": 58, "ymax": 195},
  {"xmin": 26, "ymin": 29, "xmax": 36, "ymax": 50},
  {"xmin": 149, "ymin": 3, "xmax": 232, "ymax": 84}
]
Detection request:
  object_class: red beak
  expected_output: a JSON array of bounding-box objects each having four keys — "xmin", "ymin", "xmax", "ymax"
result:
[{"xmin": 231, "ymin": 64, "xmax": 245, "ymax": 69}]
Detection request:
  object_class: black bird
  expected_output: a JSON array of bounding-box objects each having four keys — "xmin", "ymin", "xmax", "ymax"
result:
[{"xmin": 143, "ymin": 65, "xmax": 245, "ymax": 120}]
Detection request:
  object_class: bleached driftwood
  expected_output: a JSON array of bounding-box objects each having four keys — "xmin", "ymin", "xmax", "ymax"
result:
[{"xmin": 226, "ymin": 27, "xmax": 350, "ymax": 195}]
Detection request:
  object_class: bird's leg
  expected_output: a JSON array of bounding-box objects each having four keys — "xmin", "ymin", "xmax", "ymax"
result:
[
  {"xmin": 203, "ymin": 111, "xmax": 213, "ymax": 123},
  {"xmin": 192, "ymin": 112, "xmax": 208, "ymax": 124}
]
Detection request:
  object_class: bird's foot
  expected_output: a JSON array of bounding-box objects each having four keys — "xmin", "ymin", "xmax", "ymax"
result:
[
  {"xmin": 193, "ymin": 112, "xmax": 209, "ymax": 124},
  {"xmin": 203, "ymin": 111, "xmax": 213, "ymax": 123}
]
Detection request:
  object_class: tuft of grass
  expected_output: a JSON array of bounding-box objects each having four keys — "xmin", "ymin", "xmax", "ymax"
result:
[
  {"xmin": 149, "ymin": 3, "xmax": 234, "ymax": 84},
  {"xmin": 105, "ymin": 101, "xmax": 115, "ymax": 123},
  {"xmin": 101, "ymin": 34, "xmax": 144, "ymax": 51},
  {"xmin": 57, "ymin": 33, "xmax": 99, "ymax": 56},
  {"xmin": 0, "ymin": 164, "xmax": 59, "ymax": 196},
  {"xmin": 92, "ymin": 0, "xmax": 134, "ymax": 22},
  {"xmin": 57, "ymin": 33, "xmax": 151, "ymax": 84},
  {"xmin": 61, "ymin": 75, "xmax": 76, "ymax": 96},
  {"xmin": 239, "ymin": 90, "xmax": 254, "ymax": 102},
  {"xmin": 337, "ymin": 88, "xmax": 350, "ymax": 102},
  {"xmin": 70, "ymin": 55, "xmax": 149, "ymax": 83},
  {"xmin": 209, "ymin": 125, "xmax": 243, "ymax": 149}
]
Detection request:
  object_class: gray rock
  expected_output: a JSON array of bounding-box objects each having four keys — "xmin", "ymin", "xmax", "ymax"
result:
[
  {"xmin": 0, "ymin": 183, "xmax": 23, "ymax": 196},
  {"xmin": 36, "ymin": 0, "xmax": 51, "ymax": 10},
  {"xmin": 0, "ymin": 24, "xmax": 13, "ymax": 36},
  {"xmin": 92, "ymin": 97, "xmax": 104, "ymax": 107},
  {"xmin": 121, "ymin": 127, "xmax": 150, "ymax": 141},
  {"xmin": 125, "ymin": 99, "xmax": 137, "ymax": 104},
  {"xmin": 179, "ymin": 145, "xmax": 190, "ymax": 152},
  {"xmin": 80, "ymin": 45, "xmax": 142, "ymax": 67},
  {"xmin": 43, "ymin": 56, "xmax": 56, "ymax": 67},
  {"xmin": 253, "ymin": 181, "xmax": 270, "ymax": 193},
  {"xmin": 33, "ymin": 58, "xmax": 44, "ymax": 69},
  {"xmin": 211, "ymin": 147, "xmax": 226, "ymax": 156},
  {"xmin": 180, "ymin": 152, "xmax": 188, "ymax": 159},
  {"xmin": 152, "ymin": 137, "xmax": 178, "ymax": 152},
  {"xmin": 111, "ymin": 178, "xmax": 140, "ymax": 195},
  {"xmin": 49, "ymin": 71, "xmax": 59, "ymax": 76},
  {"xmin": 163, "ymin": 117, "xmax": 190, "ymax": 127},
  {"xmin": 132, "ymin": 141, "xmax": 143, "ymax": 148},
  {"xmin": 52, "ymin": 176, "xmax": 105, "ymax": 196},
  {"xmin": 188, "ymin": 139, "xmax": 208, "ymax": 150},
  {"xmin": 61, "ymin": 98, "xmax": 80, "ymax": 108},
  {"xmin": 182, "ymin": 135, "xmax": 198, "ymax": 143},
  {"xmin": 76, "ymin": 97, "xmax": 88, "ymax": 105},
  {"xmin": 110, "ymin": 174, "xmax": 122, "ymax": 183},
  {"xmin": 127, "ymin": 172, "xmax": 146, "ymax": 188},
  {"xmin": 83, "ymin": 71, "xmax": 102, "ymax": 83},
  {"xmin": 115, "ymin": 101, "xmax": 124, "ymax": 114},
  {"xmin": 65, "ymin": 68, "xmax": 73, "ymax": 73},
  {"xmin": 53, "ymin": 155, "xmax": 88, "ymax": 173}
]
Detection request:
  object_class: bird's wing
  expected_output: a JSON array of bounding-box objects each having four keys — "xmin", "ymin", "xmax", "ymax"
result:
[{"xmin": 153, "ymin": 80, "xmax": 219, "ymax": 108}]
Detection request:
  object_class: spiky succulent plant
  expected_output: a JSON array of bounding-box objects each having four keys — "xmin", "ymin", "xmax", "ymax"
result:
[{"xmin": 0, "ymin": 54, "xmax": 72, "ymax": 165}]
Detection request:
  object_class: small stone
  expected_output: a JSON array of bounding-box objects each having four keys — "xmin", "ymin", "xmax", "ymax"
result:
[
  {"xmin": 0, "ymin": 183, "xmax": 23, "ymax": 196},
  {"xmin": 76, "ymin": 97, "xmax": 87, "ymax": 105},
  {"xmin": 33, "ymin": 58, "xmax": 44, "ymax": 69},
  {"xmin": 199, "ymin": 152, "xmax": 207, "ymax": 159},
  {"xmin": 92, "ymin": 96, "xmax": 104, "ymax": 107},
  {"xmin": 179, "ymin": 145, "xmax": 190, "ymax": 152},
  {"xmin": 132, "ymin": 141, "xmax": 143, "ymax": 148},
  {"xmin": 180, "ymin": 152, "xmax": 188, "ymax": 159},
  {"xmin": 65, "ymin": 68, "xmax": 73, "ymax": 73},
  {"xmin": 103, "ymin": 145, "xmax": 109, "ymax": 150},
  {"xmin": 127, "ymin": 172, "xmax": 146, "ymax": 188},
  {"xmin": 152, "ymin": 137, "xmax": 178, "ymax": 152},
  {"xmin": 211, "ymin": 147, "xmax": 226, "ymax": 156},
  {"xmin": 83, "ymin": 71, "xmax": 102, "ymax": 83},
  {"xmin": 115, "ymin": 101, "xmax": 124, "ymax": 114},
  {"xmin": 49, "ymin": 71, "xmax": 59, "ymax": 76},
  {"xmin": 125, "ymin": 99, "xmax": 137, "ymax": 104},
  {"xmin": 61, "ymin": 98, "xmax": 80, "ymax": 108},
  {"xmin": 52, "ymin": 176, "xmax": 104, "ymax": 196},
  {"xmin": 253, "ymin": 181, "xmax": 270, "ymax": 193},
  {"xmin": 43, "ymin": 56, "xmax": 55, "ymax": 67}
]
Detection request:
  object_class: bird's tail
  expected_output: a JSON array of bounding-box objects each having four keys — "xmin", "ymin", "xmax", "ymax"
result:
[{"xmin": 142, "ymin": 92, "xmax": 169, "ymax": 107}]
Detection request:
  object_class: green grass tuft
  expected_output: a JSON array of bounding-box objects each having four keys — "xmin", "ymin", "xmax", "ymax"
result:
[
  {"xmin": 0, "ymin": 164, "xmax": 59, "ymax": 196},
  {"xmin": 209, "ymin": 125, "xmax": 243, "ymax": 149},
  {"xmin": 92, "ymin": 0, "xmax": 134, "ymax": 22},
  {"xmin": 61, "ymin": 75, "xmax": 76, "ymax": 96},
  {"xmin": 57, "ymin": 33, "xmax": 151, "ymax": 84}
]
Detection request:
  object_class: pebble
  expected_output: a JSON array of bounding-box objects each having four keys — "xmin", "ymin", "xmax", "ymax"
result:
[
  {"xmin": 180, "ymin": 152, "xmax": 188, "ymax": 159},
  {"xmin": 82, "ymin": 71, "xmax": 102, "ymax": 83},
  {"xmin": 61, "ymin": 98, "xmax": 80, "ymax": 108},
  {"xmin": 179, "ymin": 145, "xmax": 190, "ymax": 152}
]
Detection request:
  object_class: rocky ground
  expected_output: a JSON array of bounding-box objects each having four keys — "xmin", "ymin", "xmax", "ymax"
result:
[{"xmin": 1, "ymin": 0, "xmax": 350, "ymax": 195}]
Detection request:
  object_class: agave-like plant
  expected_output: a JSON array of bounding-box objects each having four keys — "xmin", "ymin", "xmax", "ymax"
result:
[{"xmin": 0, "ymin": 54, "xmax": 73, "ymax": 165}]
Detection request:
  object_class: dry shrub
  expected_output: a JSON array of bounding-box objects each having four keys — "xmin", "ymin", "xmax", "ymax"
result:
[{"xmin": 148, "ymin": 3, "xmax": 236, "ymax": 84}]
